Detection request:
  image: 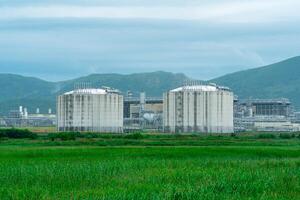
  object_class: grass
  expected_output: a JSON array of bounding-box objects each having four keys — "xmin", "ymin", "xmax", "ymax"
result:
[
  {"xmin": 0, "ymin": 133, "xmax": 299, "ymax": 199},
  {"xmin": 1, "ymin": 132, "xmax": 300, "ymax": 147},
  {"xmin": 19, "ymin": 126, "xmax": 57, "ymax": 133},
  {"xmin": 1, "ymin": 126, "xmax": 57, "ymax": 133}
]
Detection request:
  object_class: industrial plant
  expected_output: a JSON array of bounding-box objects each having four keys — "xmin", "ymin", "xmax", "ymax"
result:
[
  {"xmin": 123, "ymin": 92, "xmax": 163, "ymax": 131},
  {"xmin": 163, "ymin": 83, "xmax": 234, "ymax": 133},
  {"xmin": 234, "ymin": 98, "xmax": 300, "ymax": 132},
  {"xmin": 0, "ymin": 106, "xmax": 56, "ymax": 127},
  {"xmin": 57, "ymin": 87, "xmax": 123, "ymax": 133},
  {"xmin": 2, "ymin": 81, "xmax": 300, "ymax": 134}
]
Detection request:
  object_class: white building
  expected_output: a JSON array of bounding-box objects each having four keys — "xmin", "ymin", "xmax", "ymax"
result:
[
  {"xmin": 57, "ymin": 88, "xmax": 123, "ymax": 133},
  {"xmin": 254, "ymin": 120, "xmax": 300, "ymax": 132},
  {"xmin": 163, "ymin": 84, "xmax": 234, "ymax": 133}
]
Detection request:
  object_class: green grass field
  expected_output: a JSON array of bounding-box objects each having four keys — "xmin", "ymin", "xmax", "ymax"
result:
[{"xmin": 0, "ymin": 134, "xmax": 299, "ymax": 199}]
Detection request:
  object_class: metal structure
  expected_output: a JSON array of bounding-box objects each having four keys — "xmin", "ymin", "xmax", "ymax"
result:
[
  {"xmin": 123, "ymin": 93, "xmax": 163, "ymax": 132},
  {"xmin": 163, "ymin": 83, "xmax": 234, "ymax": 133},
  {"xmin": 123, "ymin": 96, "xmax": 163, "ymax": 118},
  {"xmin": 57, "ymin": 87, "xmax": 123, "ymax": 133},
  {"xmin": 2, "ymin": 106, "xmax": 56, "ymax": 127},
  {"xmin": 239, "ymin": 98, "xmax": 291, "ymax": 117},
  {"xmin": 233, "ymin": 98, "xmax": 300, "ymax": 132}
]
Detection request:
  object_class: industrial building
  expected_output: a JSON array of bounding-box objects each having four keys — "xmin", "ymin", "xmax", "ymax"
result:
[
  {"xmin": 124, "ymin": 95, "xmax": 163, "ymax": 119},
  {"xmin": 237, "ymin": 99, "xmax": 291, "ymax": 117},
  {"xmin": 234, "ymin": 98, "xmax": 300, "ymax": 132},
  {"xmin": 57, "ymin": 87, "xmax": 123, "ymax": 133},
  {"xmin": 123, "ymin": 93, "xmax": 163, "ymax": 131},
  {"xmin": 163, "ymin": 83, "xmax": 234, "ymax": 133},
  {"xmin": 2, "ymin": 106, "xmax": 56, "ymax": 127}
]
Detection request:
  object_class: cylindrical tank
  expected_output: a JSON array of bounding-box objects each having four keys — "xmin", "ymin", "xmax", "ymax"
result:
[
  {"xmin": 57, "ymin": 88, "xmax": 123, "ymax": 133},
  {"xmin": 163, "ymin": 84, "xmax": 234, "ymax": 133}
]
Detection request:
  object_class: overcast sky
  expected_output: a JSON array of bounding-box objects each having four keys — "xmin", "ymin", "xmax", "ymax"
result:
[{"xmin": 0, "ymin": 0, "xmax": 300, "ymax": 81}]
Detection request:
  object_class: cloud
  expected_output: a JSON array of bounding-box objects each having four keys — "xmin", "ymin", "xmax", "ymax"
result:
[
  {"xmin": 0, "ymin": 17, "xmax": 299, "ymax": 81},
  {"xmin": 0, "ymin": 0, "xmax": 299, "ymax": 23},
  {"xmin": 0, "ymin": 1, "xmax": 300, "ymax": 80},
  {"xmin": 0, "ymin": 0, "xmax": 247, "ymax": 7}
]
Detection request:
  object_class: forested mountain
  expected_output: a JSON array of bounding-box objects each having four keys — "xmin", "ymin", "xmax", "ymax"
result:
[
  {"xmin": 212, "ymin": 56, "xmax": 300, "ymax": 108},
  {"xmin": 0, "ymin": 72, "xmax": 189, "ymax": 115}
]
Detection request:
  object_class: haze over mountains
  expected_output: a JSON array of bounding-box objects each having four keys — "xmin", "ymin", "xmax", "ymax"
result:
[{"xmin": 0, "ymin": 56, "xmax": 300, "ymax": 115}]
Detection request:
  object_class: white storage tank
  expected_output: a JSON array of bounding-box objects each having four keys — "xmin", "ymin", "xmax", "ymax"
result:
[
  {"xmin": 57, "ymin": 87, "xmax": 123, "ymax": 133},
  {"xmin": 163, "ymin": 84, "xmax": 234, "ymax": 133}
]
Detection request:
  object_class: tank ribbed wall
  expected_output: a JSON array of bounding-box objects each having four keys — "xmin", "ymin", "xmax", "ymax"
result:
[
  {"xmin": 163, "ymin": 89, "xmax": 233, "ymax": 133},
  {"xmin": 57, "ymin": 92, "xmax": 123, "ymax": 133}
]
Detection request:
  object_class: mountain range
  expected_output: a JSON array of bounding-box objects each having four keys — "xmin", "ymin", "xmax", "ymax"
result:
[
  {"xmin": 0, "ymin": 71, "xmax": 189, "ymax": 115},
  {"xmin": 0, "ymin": 56, "xmax": 300, "ymax": 115},
  {"xmin": 212, "ymin": 56, "xmax": 300, "ymax": 106}
]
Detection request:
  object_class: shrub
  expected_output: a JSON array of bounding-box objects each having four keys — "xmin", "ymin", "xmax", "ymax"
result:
[
  {"xmin": 0, "ymin": 129, "xmax": 37, "ymax": 139},
  {"xmin": 47, "ymin": 132, "xmax": 82, "ymax": 141},
  {"xmin": 48, "ymin": 133, "xmax": 57, "ymax": 141},
  {"xmin": 257, "ymin": 133, "xmax": 276, "ymax": 139},
  {"xmin": 84, "ymin": 133, "xmax": 98, "ymax": 139},
  {"xmin": 124, "ymin": 133, "xmax": 144, "ymax": 140},
  {"xmin": 279, "ymin": 133, "xmax": 293, "ymax": 139},
  {"xmin": 230, "ymin": 133, "xmax": 237, "ymax": 137},
  {"xmin": 59, "ymin": 132, "xmax": 76, "ymax": 141},
  {"xmin": 0, "ymin": 131, "xmax": 7, "ymax": 138}
]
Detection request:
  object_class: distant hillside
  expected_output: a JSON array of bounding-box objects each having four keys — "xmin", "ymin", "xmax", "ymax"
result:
[
  {"xmin": 58, "ymin": 71, "xmax": 189, "ymax": 97},
  {"xmin": 2, "ymin": 56, "xmax": 300, "ymax": 115},
  {"xmin": 0, "ymin": 71, "xmax": 189, "ymax": 115},
  {"xmin": 0, "ymin": 74, "xmax": 57, "ymax": 115},
  {"xmin": 0, "ymin": 74, "xmax": 55, "ymax": 101},
  {"xmin": 212, "ymin": 56, "xmax": 300, "ymax": 108}
]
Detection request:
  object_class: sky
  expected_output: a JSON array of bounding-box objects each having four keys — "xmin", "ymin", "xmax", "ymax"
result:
[{"xmin": 0, "ymin": 0, "xmax": 300, "ymax": 81}]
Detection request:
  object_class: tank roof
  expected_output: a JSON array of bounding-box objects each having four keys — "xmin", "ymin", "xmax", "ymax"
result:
[
  {"xmin": 170, "ymin": 84, "xmax": 231, "ymax": 92},
  {"xmin": 64, "ymin": 87, "xmax": 120, "ymax": 95}
]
